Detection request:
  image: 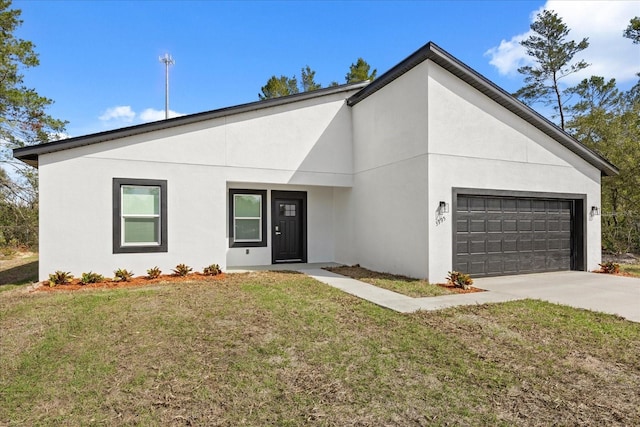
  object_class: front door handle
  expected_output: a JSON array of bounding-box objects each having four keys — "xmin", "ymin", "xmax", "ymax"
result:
[{"xmin": 275, "ymin": 232, "xmax": 282, "ymax": 235}]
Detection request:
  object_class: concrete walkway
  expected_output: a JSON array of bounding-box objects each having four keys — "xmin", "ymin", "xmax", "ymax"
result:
[{"xmin": 299, "ymin": 268, "xmax": 640, "ymax": 323}]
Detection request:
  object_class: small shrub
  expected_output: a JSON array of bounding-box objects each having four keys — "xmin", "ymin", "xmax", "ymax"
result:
[
  {"xmin": 203, "ymin": 264, "xmax": 221, "ymax": 276},
  {"xmin": 172, "ymin": 263, "xmax": 193, "ymax": 277},
  {"xmin": 80, "ymin": 271, "xmax": 104, "ymax": 285},
  {"xmin": 114, "ymin": 268, "xmax": 134, "ymax": 282},
  {"xmin": 447, "ymin": 271, "xmax": 474, "ymax": 290},
  {"xmin": 599, "ymin": 261, "xmax": 620, "ymax": 274},
  {"xmin": 147, "ymin": 266, "xmax": 162, "ymax": 279},
  {"xmin": 49, "ymin": 271, "xmax": 73, "ymax": 287}
]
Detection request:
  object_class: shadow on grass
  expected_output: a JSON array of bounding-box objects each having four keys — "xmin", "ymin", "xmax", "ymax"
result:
[
  {"xmin": 0, "ymin": 260, "xmax": 38, "ymax": 286},
  {"xmin": 324, "ymin": 265, "xmax": 419, "ymax": 283}
]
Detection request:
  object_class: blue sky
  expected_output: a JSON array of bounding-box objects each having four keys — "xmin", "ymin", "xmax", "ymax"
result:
[{"xmin": 14, "ymin": 0, "xmax": 640, "ymax": 138}]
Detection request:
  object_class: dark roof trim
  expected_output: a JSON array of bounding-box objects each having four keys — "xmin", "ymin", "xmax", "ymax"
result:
[
  {"xmin": 14, "ymin": 81, "xmax": 369, "ymax": 168},
  {"xmin": 347, "ymin": 42, "xmax": 618, "ymax": 177}
]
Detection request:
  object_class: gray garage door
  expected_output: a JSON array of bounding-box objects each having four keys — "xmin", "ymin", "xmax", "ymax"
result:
[{"xmin": 455, "ymin": 195, "xmax": 573, "ymax": 277}]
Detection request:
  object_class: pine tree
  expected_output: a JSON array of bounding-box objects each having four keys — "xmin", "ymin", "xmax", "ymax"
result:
[{"xmin": 514, "ymin": 10, "xmax": 589, "ymax": 129}]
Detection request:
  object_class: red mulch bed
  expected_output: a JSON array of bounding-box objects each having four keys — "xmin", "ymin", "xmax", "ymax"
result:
[
  {"xmin": 35, "ymin": 273, "xmax": 226, "ymax": 292},
  {"xmin": 436, "ymin": 283, "xmax": 485, "ymax": 294},
  {"xmin": 593, "ymin": 270, "xmax": 634, "ymax": 277}
]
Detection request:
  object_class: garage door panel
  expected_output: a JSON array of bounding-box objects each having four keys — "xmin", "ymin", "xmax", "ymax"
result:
[
  {"xmin": 487, "ymin": 220, "xmax": 502, "ymax": 232},
  {"xmin": 456, "ymin": 240, "xmax": 469, "ymax": 254},
  {"xmin": 518, "ymin": 199, "xmax": 532, "ymax": 211},
  {"xmin": 487, "ymin": 239, "xmax": 502, "ymax": 253},
  {"xmin": 469, "ymin": 198, "xmax": 486, "ymax": 211},
  {"xmin": 518, "ymin": 219, "xmax": 533, "ymax": 231},
  {"xmin": 469, "ymin": 261, "xmax": 486, "ymax": 275},
  {"xmin": 470, "ymin": 240, "xmax": 486, "ymax": 254},
  {"xmin": 533, "ymin": 239, "xmax": 547, "ymax": 251},
  {"xmin": 470, "ymin": 220, "xmax": 486, "ymax": 232},
  {"xmin": 456, "ymin": 195, "xmax": 573, "ymax": 277},
  {"xmin": 517, "ymin": 238, "xmax": 533, "ymax": 251},
  {"xmin": 503, "ymin": 239, "xmax": 517, "ymax": 252}
]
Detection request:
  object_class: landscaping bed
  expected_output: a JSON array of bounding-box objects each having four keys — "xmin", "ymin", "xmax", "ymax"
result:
[{"xmin": 35, "ymin": 273, "xmax": 226, "ymax": 292}]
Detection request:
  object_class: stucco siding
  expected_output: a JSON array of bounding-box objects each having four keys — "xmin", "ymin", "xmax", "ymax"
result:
[
  {"xmin": 350, "ymin": 62, "xmax": 430, "ymax": 278},
  {"xmin": 36, "ymin": 90, "xmax": 359, "ymax": 280},
  {"xmin": 426, "ymin": 62, "xmax": 602, "ymax": 281},
  {"xmin": 39, "ymin": 155, "xmax": 227, "ymax": 280},
  {"xmin": 43, "ymin": 91, "xmax": 355, "ymax": 186}
]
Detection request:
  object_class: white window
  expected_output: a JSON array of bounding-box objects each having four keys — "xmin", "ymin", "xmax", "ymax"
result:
[
  {"xmin": 122, "ymin": 185, "xmax": 161, "ymax": 245},
  {"xmin": 229, "ymin": 189, "xmax": 267, "ymax": 247},
  {"xmin": 113, "ymin": 178, "xmax": 167, "ymax": 253},
  {"xmin": 234, "ymin": 194, "xmax": 262, "ymax": 242}
]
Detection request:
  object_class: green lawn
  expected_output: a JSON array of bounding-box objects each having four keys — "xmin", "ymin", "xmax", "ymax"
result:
[
  {"xmin": 326, "ymin": 265, "xmax": 454, "ymax": 297},
  {"xmin": 1, "ymin": 271, "xmax": 639, "ymax": 426},
  {"xmin": 620, "ymin": 263, "xmax": 640, "ymax": 277}
]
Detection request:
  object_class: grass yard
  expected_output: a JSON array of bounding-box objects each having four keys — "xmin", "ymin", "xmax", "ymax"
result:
[
  {"xmin": 620, "ymin": 263, "xmax": 640, "ymax": 277},
  {"xmin": 326, "ymin": 265, "xmax": 455, "ymax": 297},
  {"xmin": 1, "ymin": 272, "xmax": 639, "ymax": 426}
]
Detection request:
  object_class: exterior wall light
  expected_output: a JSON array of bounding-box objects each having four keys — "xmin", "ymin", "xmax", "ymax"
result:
[
  {"xmin": 591, "ymin": 206, "xmax": 600, "ymax": 216},
  {"xmin": 439, "ymin": 201, "xmax": 449, "ymax": 214}
]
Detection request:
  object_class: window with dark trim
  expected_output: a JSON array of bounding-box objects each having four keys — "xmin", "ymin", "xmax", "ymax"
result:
[
  {"xmin": 229, "ymin": 189, "xmax": 267, "ymax": 247},
  {"xmin": 113, "ymin": 178, "xmax": 167, "ymax": 253}
]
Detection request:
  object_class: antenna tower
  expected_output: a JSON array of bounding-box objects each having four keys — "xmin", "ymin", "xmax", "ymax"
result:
[{"xmin": 159, "ymin": 53, "xmax": 175, "ymax": 120}]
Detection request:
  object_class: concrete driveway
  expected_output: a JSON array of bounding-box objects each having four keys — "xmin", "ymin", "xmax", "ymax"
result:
[
  {"xmin": 302, "ymin": 268, "xmax": 640, "ymax": 322},
  {"xmin": 473, "ymin": 271, "xmax": 640, "ymax": 322}
]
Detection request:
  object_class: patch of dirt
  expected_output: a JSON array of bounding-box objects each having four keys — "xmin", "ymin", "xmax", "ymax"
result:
[
  {"xmin": 593, "ymin": 269, "xmax": 635, "ymax": 277},
  {"xmin": 434, "ymin": 282, "xmax": 484, "ymax": 294},
  {"xmin": 34, "ymin": 273, "xmax": 226, "ymax": 292}
]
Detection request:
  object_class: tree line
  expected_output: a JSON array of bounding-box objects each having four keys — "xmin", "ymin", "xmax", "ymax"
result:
[
  {"xmin": 0, "ymin": 0, "xmax": 65, "ymax": 252},
  {"xmin": 514, "ymin": 10, "xmax": 640, "ymax": 253},
  {"xmin": 258, "ymin": 58, "xmax": 377, "ymax": 100}
]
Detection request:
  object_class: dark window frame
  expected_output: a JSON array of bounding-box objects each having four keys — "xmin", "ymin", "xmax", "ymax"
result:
[
  {"xmin": 113, "ymin": 178, "xmax": 168, "ymax": 254},
  {"xmin": 229, "ymin": 189, "xmax": 268, "ymax": 248}
]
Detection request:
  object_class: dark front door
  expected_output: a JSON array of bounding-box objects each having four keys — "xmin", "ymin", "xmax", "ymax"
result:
[{"xmin": 272, "ymin": 191, "xmax": 306, "ymax": 263}]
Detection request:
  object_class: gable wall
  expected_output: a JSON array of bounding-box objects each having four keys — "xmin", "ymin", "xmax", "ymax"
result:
[
  {"xmin": 37, "ymin": 91, "xmax": 358, "ymax": 280},
  {"xmin": 425, "ymin": 62, "xmax": 602, "ymax": 281},
  {"xmin": 349, "ymin": 61, "xmax": 431, "ymax": 278}
]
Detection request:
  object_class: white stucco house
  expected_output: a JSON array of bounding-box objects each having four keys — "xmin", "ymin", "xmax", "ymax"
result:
[{"xmin": 14, "ymin": 42, "xmax": 617, "ymax": 282}]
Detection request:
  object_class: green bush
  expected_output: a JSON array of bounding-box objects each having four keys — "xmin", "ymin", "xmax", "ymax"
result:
[
  {"xmin": 146, "ymin": 266, "xmax": 162, "ymax": 279},
  {"xmin": 48, "ymin": 271, "xmax": 73, "ymax": 287},
  {"xmin": 114, "ymin": 268, "xmax": 134, "ymax": 282},
  {"xmin": 80, "ymin": 271, "xmax": 104, "ymax": 285},
  {"xmin": 172, "ymin": 264, "xmax": 192, "ymax": 277},
  {"xmin": 447, "ymin": 271, "xmax": 474, "ymax": 290},
  {"xmin": 203, "ymin": 264, "xmax": 221, "ymax": 276}
]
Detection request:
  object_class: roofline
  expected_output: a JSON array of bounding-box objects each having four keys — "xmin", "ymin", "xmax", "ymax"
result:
[
  {"xmin": 347, "ymin": 42, "xmax": 619, "ymax": 177},
  {"xmin": 13, "ymin": 81, "xmax": 370, "ymax": 168}
]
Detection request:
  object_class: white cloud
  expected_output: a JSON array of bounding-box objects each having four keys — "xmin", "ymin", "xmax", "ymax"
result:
[
  {"xmin": 485, "ymin": 32, "xmax": 533, "ymax": 76},
  {"xmin": 139, "ymin": 108, "xmax": 184, "ymax": 122},
  {"xmin": 98, "ymin": 105, "xmax": 136, "ymax": 122},
  {"xmin": 97, "ymin": 106, "xmax": 185, "ymax": 129},
  {"xmin": 486, "ymin": 1, "xmax": 639, "ymax": 85}
]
